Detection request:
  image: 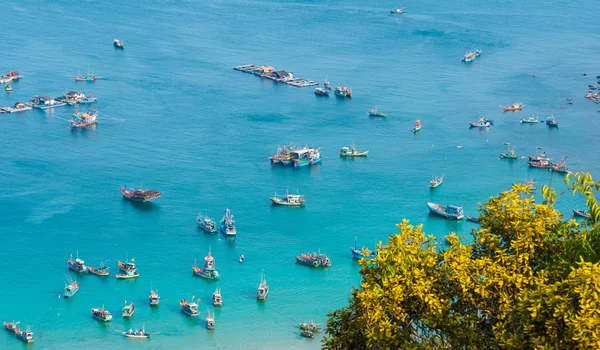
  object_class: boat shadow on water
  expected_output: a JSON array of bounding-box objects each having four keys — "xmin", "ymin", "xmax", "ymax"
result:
[{"xmin": 121, "ymin": 198, "xmax": 161, "ymax": 212}]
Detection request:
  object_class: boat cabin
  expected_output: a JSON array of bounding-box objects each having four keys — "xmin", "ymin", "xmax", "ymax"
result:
[{"xmin": 446, "ymin": 205, "xmax": 463, "ymax": 217}]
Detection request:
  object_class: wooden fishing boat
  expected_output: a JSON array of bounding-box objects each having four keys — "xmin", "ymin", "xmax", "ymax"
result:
[
  {"xmin": 462, "ymin": 51, "xmax": 476, "ymax": 63},
  {"xmin": 469, "ymin": 117, "xmax": 493, "ymax": 128},
  {"xmin": 335, "ymin": 85, "xmax": 352, "ymax": 98},
  {"xmin": 270, "ymin": 190, "xmax": 305, "ymax": 206},
  {"xmin": 520, "ymin": 115, "xmax": 539, "ymax": 124},
  {"xmin": 197, "ymin": 212, "xmax": 217, "ymax": 233},
  {"xmin": 67, "ymin": 251, "xmax": 88, "ymax": 273},
  {"xmin": 292, "ymin": 147, "xmax": 322, "ymax": 167},
  {"xmin": 122, "ymin": 326, "xmax": 150, "ymax": 339},
  {"xmin": 212, "ymin": 288, "xmax": 223, "ymax": 306},
  {"xmin": 257, "ymin": 271, "xmax": 269, "ymax": 300},
  {"xmin": 314, "ymin": 88, "xmax": 330, "ymax": 96},
  {"xmin": 206, "ymin": 310, "xmax": 215, "ymax": 330},
  {"xmin": 0, "ymin": 70, "xmax": 21, "ymax": 83},
  {"xmin": 116, "ymin": 269, "xmax": 139, "ymax": 279},
  {"xmin": 429, "ymin": 174, "xmax": 444, "ymax": 188},
  {"xmin": 64, "ymin": 274, "xmax": 79, "ymax": 298},
  {"xmin": 546, "ymin": 115, "xmax": 559, "ymax": 127},
  {"xmin": 551, "ymin": 156, "xmax": 569, "ymax": 174},
  {"xmin": 219, "ymin": 208, "xmax": 237, "ymax": 236},
  {"xmin": 149, "ymin": 289, "xmax": 160, "ymax": 306},
  {"xmin": 411, "ymin": 119, "xmax": 421, "ymax": 133},
  {"xmin": 70, "ymin": 108, "xmax": 98, "ymax": 128},
  {"xmin": 296, "ymin": 251, "xmax": 331, "ymax": 268},
  {"xmin": 499, "ymin": 147, "xmax": 518, "ymax": 159},
  {"xmin": 503, "ymin": 103, "xmax": 523, "ymax": 112},
  {"xmin": 466, "ymin": 216, "xmax": 480, "ymax": 223},
  {"xmin": 427, "ymin": 202, "xmax": 464, "ymax": 220},
  {"xmin": 573, "ymin": 209, "xmax": 591, "ymax": 219},
  {"xmin": 15, "ymin": 326, "xmax": 34, "ymax": 343},
  {"xmin": 368, "ymin": 108, "xmax": 386, "ymax": 117},
  {"xmin": 91, "ymin": 307, "xmax": 113, "ymax": 322},
  {"xmin": 269, "ymin": 144, "xmax": 295, "ymax": 166},
  {"xmin": 340, "ymin": 143, "xmax": 368, "ymax": 157},
  {"xmin": 350, "ymin": 237, "xmax": 376, "ymax": 260},
  {"xmin": 114, "ymin": 39, "xmax": 124, "ymax": 49},
  {"xmin": 4, "ymin": 321, "xmax": 19, "ymax": 333},
  {"xmin": 299, "ymin": 321, "xmax": 321, "ymax": 332},
  {"xmin": 180, "ymin": 297, "xmax": 200, "ymax": 317},
  {"xmin": 118, "ymin": 259, "xmax": 136, "ymax": 272},
  {"xmin": 300, "ymin": 329, "xmax": 314, "ymax": 338},
  {"xmin": 192, "ymin": 249, "xmax": 220, "ymax": 279},
  {"xmin": 88, "ymin": 261, "xmax": 109, "ymax": 276},
  {"xmin": 120, "ymin": 186, "xmax": 161, "ymax": 203},
  {"xmin": 122, "ymin": 301, "xmax": 135, "ymax": 317},
  {"xmin": 324, "ymin": 79, "xmax": 332, "ymax": 90}
]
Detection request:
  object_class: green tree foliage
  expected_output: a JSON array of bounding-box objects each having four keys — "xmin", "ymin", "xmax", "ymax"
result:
[{"xmin": 324, "ymin": 174, "xmax": 600, "ymax": 349}]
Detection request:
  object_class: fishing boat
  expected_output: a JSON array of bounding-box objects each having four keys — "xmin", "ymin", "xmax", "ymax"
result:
[
  {"xmin": 573, "ymin": 209, "xmax": 591, "ymax": 219},
  {"xmin": 149, "ymin": 289, "xmax": 160, "ymax": 306},
  {"xmin": 334, "ymin": 85, "xmax": 352, "ymax": 98},
  {"xmin": 368, "ymin": 108, "xmax": 387, "ymax": 117},
  {"xmin": 122, "ymin": 326, "xmax": 150, "ymax": 339},
  {"xmin": 120, "ymin": 186, "xmax": 161, "ymax": 202},
  {"xmin": 390, "ymin": 7, "xmax": 404, "ymax": 14},
  {"xmin": 270, "ymin": 190, "xmax": 305, "ymax": 206},
  {"xmin": 212, "ymin": 288, "xmax": 223, "ymax": 306},
  {"xmin": 411, "ymin": 119, "xmax": 422, "ymax": 133},
  {"xmin": 469, "ymin": 117, "xmax": 493, "ymax": 128},
  {"xmin": 520, "ymin": 115, "xmax": 538, "ymax": 124},
  {"xmin": 528, "ymin": 154, "xmax": 552, "ymax": 168},
  {"xmin": 64, "ymin": 275, "xmax": 79, "ymax": 298},
  {"xmin": 429, "ymin": 174, "xmax": 444, "ymax": 188},
  {"xmin": 546, "ymin": 115, "xmax": 559, "ymax": 127},
  {"xmin": 70, "ymin": 108, "xmax": 98, "ymax": 128},
  {"xmin": 15, "ymin": 326, "xmax": 34, "ymax": 343},
  {"xmin": 219, "ymin": 208, "xmax": 237, "ymax": 236},
  {"xmin": 340, "ymin": 143, "xmax": 368, "ymax": 157},
  {"xmin": 0, "ymin": 71, "xmax": 21, "ymax": 83},
  {"xmin": 65, "ymin": 92, "xmax": 96, "ymax": 105},
  {"xmin": 5, "ymin": 83, "xmax": 11, "ymax": 92},
  {"xmin": 314, "ymin": 88, "xmax": 330, "ymax": 96},
  {"xmin": 291, "ymin": 147, "xmax": 322, "ymax": 167},
  {"xmin": 118, "ymin": 258, "xmax": 136, "ymax": 272},
  {"xmin": 299, "ymin": 321, "xmax": 321, "ymax": 332},
  {"xmin": 324, "ymin": 79, "xmax": 332, "ymax": 90},
  {"xmin": 114, "ymin": 39, "xmax": 124, "ymax": 48},
  {"xmin": 116, "ymin": 269, "xmax": 139, "ymax": 279},
  {"xmin": 180, "ymin": 297, "xmax": 200, "ymax": 317},
  {"xmin": 503, "ymin": 103, "xmax": 523, "ymax": 112},
  {"xmin": 462, "ymin": 51, "xmax": 476, "ymax": 63},
  {"xmin": 4, "ymin": 321, "xmax": 19, "ymax": 333},
  {"xmin": 30, "ymin": 95, "xmax": 67, "ymax": 110},
  {"xmin": 300, "ymin": 329, "xmax": 314, "ymax": 338},
  {"xmin": 206, "ymin": 310, "xmax": 215, "ymax": 330},
  {"xmin": 269, "ymin": 145, "xmax": 295, "ymax": 165},
  {"xmin": 499, "ymin": 147, "xmax": 518, "ymax": 159},
  {"xmin": 350, "ymin": 237, "xmax": 376, "ymax": 260},
  {"xmin": 92, "ymin": 307, "xmax": 112, "ymax": 322},
  {"xmin": 257, "ymin": 271, "xmax": 269, "ymax": 300},
  {"xmin": 426, "ymin": 202, "xmax": 464, "ymax": 220},
  {"xmin": 296, "ymin": 250, "xmax": 331, "ymax": 268},
  {"xmin": 192, "ymin": 249, "xmax": 220, "ymax": 279},
  {"xmin": 74, "ymin": 73, "xmax": 101, "ymax": 82},
  {"xmin": 197, "ymin": 212, "xmax": 217, "ymax": 233},
  {"xmin": 67, "ymin": 251, "xmax": 88, "ymax": 273},
  {"xmin": 466, "ymin": 216, "xmax": 480, "ymax": 223},
  {"xmin": 551, "ymin": 156, "xmax": 569, "ymax": 174},
  {"xmin": 88, "ymin": 261, "xmax": 110, "ymax": 276},
  {"xmin": 122, "ymin": 301, "xmax": 135, "ymax": 317}
]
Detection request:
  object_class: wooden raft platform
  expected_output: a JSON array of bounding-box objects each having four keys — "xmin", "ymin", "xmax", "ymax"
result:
[
  {"xmin": 1, "ymin": 106, "xmax": 33, "ymax": 113},
  {"xmin": 233, "ymin": 64, "xmax": 319, "ymax": 88}
]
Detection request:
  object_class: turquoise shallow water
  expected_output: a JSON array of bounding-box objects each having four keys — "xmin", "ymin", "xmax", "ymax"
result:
[{"xmin": 1, "ymin": 0, "xmax": 600, "ymax": 349}]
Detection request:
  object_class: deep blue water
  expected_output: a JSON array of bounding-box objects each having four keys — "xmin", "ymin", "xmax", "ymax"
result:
[{"xmin": 1, "ymin": 0, "xmax": 599, "ymax": 349}]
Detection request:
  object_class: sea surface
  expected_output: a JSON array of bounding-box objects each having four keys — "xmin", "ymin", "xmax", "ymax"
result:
[{"xmin": 1, "ymin": 0, "xmax": 599, "ymax": 349}]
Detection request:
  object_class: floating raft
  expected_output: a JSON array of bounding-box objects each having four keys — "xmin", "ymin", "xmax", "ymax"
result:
[
  {"xmin": 233, "ymin": 64, "xmax": 319, "ymax": 88},
  {"xmin": 1, "ymin": 105, "xmax": 32, "ymax": 114}
]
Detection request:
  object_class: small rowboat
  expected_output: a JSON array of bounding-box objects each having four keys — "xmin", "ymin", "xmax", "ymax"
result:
[
  {"xmin": 122, "ymin": 326, "xmax": 150, "ymax": 339},
  {"xmin": 411, "ymin": 119, "xmax": 422, "ymax": 133},
  {"xmin": 466, "ymin": 216, "xmax": 480, "ymax": 223},
  {"xmin": 429, "ymin": 175, "xmax": 444, "ymax": 188},
  {"xmin": 300, "ymin": 329, "xmax": 314, "ymax": 338},
  {"xmin": 573, "ymin": 209, "xmax": 591, "ymax": 219}
]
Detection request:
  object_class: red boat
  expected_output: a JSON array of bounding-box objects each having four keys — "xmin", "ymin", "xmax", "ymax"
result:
[
  {"xmin": 4, "ymin": 321, "xmax": 19, "ymax": 333},
  {"xmin": 120, "ymin": 186, "xmax": 161, "ymax": 203}
]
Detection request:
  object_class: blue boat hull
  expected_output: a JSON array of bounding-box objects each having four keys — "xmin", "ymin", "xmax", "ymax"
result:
[{"xmin": 220, "ymin": 223, "xmax": 237, "ymax": 236}]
